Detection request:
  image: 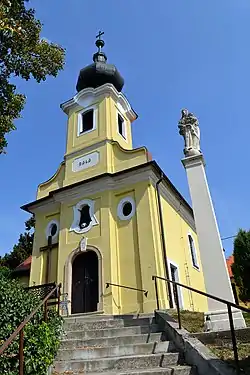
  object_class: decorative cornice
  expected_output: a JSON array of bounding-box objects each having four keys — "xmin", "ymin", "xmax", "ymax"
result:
[
  {"xmin": 60, "ymin": 84, "xmax": 137, "ymax": 122},
  {"xmin": 21, "ymin": 161, "xmax": 196, "ymax": 231},
  {"xmin": 181, "ymin": 154, "xmax": 205, "ymax": 169},
  {"xmin": 64, "ymin": 138, "xmax": 147, "ymax": 161}
]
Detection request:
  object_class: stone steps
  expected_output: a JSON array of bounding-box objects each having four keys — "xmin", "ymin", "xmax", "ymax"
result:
[
  {"xmin": 63, "ymin": 317, "xmax": 155, "ymax": 331},
  {"xmin": 52, "ymin": 365, "xmax": 193, "ymax": 375},
  {"xmin": 64, "ymin": 324, "xmax": 160, "ymax": 340},
  {"xmin": 83, "ymin": 367, "xmax": 195, "ymax": 375},
  {"xmin": 52, "ymin": 314, "xmax": 196, "ymax": 374},
  {"xmin": 53, "ymin": 352, "xmax": 180, "ymax": 373},
  {"xmin": 56, "ymin": 341, "xmax": 176, "ymax": 361},
  {"xmin": 60, "ymin": 332, "xmax": 164, "ymax": 349}
]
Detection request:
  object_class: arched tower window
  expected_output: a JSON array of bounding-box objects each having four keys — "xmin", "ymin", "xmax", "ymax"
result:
[{"xmin": 77, "ymin": 106, "xmax": 97, "ymax": 136}]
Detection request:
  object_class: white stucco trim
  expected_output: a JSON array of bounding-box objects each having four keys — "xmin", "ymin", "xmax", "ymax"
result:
[
  {"xmin": 187, "ymin": 232, "xmax": 200, "ymax": 271},
  {"xmin": 117, "ymin": 196, "xmax": 135, "ymax": 221},
  {"xmin": 167, "ymin": 259, "xmax": 184, "ymax": 309},
  {"xmin": 61, "ymin": 83, "xmax": 137, "ymax": 122},
  {"xmin": 45, "ymin": 219, "xmax": 59, "ymax": 240},
  {"xmin": 70, "ymin": 199, "xmax": 98, "ymax": 234},
  {"xmin": 77, "ymin": 105, "xmax": 98, "ymax": 136},
  {"xmin": 26, "ymin": 165, "xmax": 196, "ymax": 232},
  {"xmin": 63, "ymin": 245, "xmax": 104, "ymax": 315}
]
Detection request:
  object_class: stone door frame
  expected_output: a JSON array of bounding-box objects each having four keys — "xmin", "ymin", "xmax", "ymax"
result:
[{"xmin": 64, "ymin": 245, "xmax": 103, "ymax": 315}]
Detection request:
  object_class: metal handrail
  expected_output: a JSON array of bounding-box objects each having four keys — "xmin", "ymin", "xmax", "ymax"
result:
[
  {"xmin": 106, "ymin": 282, "xmax": 148, "ymax": 297},
  {"xmin": 152, "ymin": 275, "xmax": 250, "ymax": 375},
  {"xmin": 0, "ymin": 283, "xmax": 61, "ymax": 375}
]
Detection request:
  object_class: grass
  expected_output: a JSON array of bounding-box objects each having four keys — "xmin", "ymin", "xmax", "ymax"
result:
[
  {"xmin": 168, "ymin": 310, "xmax": 250, "ymax": 333},
  {"xmin": 168, "ymin": 310, "xmax": 250, "ymax": 374},
  {"xmin": 208, "ymin": 343, "xmax": 250, "ymax": 374},
  {"xmin": 168, "ymin": 310, "xmax": 204, "ymax": 333},
  {"xmin": 243, "ymin": 313, "xmax": 250, "ymax": 328}
]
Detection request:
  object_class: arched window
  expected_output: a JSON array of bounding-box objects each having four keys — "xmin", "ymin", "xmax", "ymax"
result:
[
  {"xmin": 80, "ymin": 109, "xmax": 94, "ymax": 133},
  {"xmin": 77, "ymin": 106, "xmax": 97, "ymax": 136},
  {"xmin": 188, "ymin": 234, "xmax": 199, "ymax": 269}
]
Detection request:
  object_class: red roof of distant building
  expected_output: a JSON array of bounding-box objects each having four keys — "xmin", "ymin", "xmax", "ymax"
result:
[
  {"xmin": 226, "ymin": 255, "xmax": 234, "ymax": 278},
  {"xmin": 14, "ymin": 256, "xmax": 32, "ymax": 273}
]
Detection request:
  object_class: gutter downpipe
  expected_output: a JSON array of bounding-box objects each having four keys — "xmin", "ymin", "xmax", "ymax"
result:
[{"xmin": 156, "ymin": 174, "xmax": 174, "ymax": 309}]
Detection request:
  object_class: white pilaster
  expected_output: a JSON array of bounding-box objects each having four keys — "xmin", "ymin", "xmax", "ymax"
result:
[{"xmin": 182, "ymin": 154, "xmax": 245, "ymax": 331}]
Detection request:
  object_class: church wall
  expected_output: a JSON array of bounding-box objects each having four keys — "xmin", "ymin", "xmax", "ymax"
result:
[
  {"xmin": 65, "ymin": 99, "xmax": 103, "ymax": 155},
  {"xmin": 29, "ymin": 211, "xmax": 60, "ymax": 286},
  {"xmin": 56, "ymin": 191, "xmax": 120, "ymax": 315},
  {"xmin": 160, "ymin": 195, "xmax": 208, "ymax": 312},
  {"xmin": 108, "ymin": 98, "xmax": 133, "ymax": 150},
  {"xmin": 111, "ymin": 143, "xmax": 148, "ymax": 173},
  {"xmin": 147, "ymin": 184, "xmax": 170, "ymax": 309},
  {"xmin": 63, "ymin": 143, "xmax": 108, "ymax": 187},
  {"xmin": 18, "ymin": 275, "xmax": 30, "ymax": 287},
  {"xmin": 37, "ymin": 163, "xmax": 65, "ymax": 199},
  {"xmin": 113, "ymin": 189, "xmax": 143, "ymax": 314}
]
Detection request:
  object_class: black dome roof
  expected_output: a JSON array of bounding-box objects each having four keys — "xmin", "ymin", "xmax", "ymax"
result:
[{"xmin": 76, "ymin": 35, "xmax": 124, "ymax": 93}]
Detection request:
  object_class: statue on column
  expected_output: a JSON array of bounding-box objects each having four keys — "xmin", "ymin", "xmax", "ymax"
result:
[{"xmin": 178, "ymin": 109, "xmax": 201, "ymax": 157}]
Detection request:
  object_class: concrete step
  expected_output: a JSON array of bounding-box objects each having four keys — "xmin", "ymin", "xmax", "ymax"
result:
[
  {"xmin": 63, "ymin": 317, "xmax": 155, "ymax": 332},
  {"xmin": 56, "ymin": 341, "xmax": 174, "ymax": 361},
  {"xmin": 64, "ymin": 313, "xmax": 155, "ymax": 323},
  {"xmin": 64, "ymin": 324, "xmax": 160, "ymax": 340},
  {"xmin": 60, "ymin": 332, "xmax": 165, "ymax": 349},
  {"xmin": 89, "ymin": 366, "xmax": 194, "ymax": 374},
  {"xmin": 53, "ymin": 352, "xmax": 180, "ymax": 373},
  {"xmin": 52, "ymin": 365, "xmax": 194, "ymax": 375}
]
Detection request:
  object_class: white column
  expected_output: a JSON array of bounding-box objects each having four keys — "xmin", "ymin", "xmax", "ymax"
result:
[{"xmin": 182, "ymin": 154, "xmax": 245, "ymax": 331}]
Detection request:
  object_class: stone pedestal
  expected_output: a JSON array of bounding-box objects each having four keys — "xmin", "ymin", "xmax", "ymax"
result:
[{"xmin": 182, "ymin": 154, "xmax": 245, "ymax": 331}]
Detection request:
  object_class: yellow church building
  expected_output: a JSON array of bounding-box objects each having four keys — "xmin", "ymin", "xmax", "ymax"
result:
[{"xmin": 21, "ymin": 35, "xmax": 207, "ymax": 315}]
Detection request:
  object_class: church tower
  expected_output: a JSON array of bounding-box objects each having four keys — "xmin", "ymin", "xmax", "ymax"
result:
[{"xmin": 22, "ymin": 34, "xmax": 207, "ymax": 316}]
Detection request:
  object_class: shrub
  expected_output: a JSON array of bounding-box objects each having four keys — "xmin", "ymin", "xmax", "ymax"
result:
[{"xmin": 0, "ymin": 274, "xmax": 63, "ymax": 375}]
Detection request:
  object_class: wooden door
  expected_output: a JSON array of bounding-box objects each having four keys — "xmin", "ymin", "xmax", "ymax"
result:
[{"xmin": 71, "ymin": 251, "xmax": 98, "ymax": 314}]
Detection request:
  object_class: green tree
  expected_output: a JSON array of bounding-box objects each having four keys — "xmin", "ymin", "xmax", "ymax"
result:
[
  {"xmin": 0, "ymin": 0, "xmax": 65, "ymax": 153},
  {"xmin": 232, "ymin": 229, "xmax": 250, "ymax": 302},
  {"xmin": 0, "ymin": 273, "xmax": 63, "ymax": 374},
  {"xmin": 0, "ymin": 215, "xmax": 35, "ymax": 270}
]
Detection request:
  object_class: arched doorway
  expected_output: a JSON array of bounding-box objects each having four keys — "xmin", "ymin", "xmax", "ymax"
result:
[{"xmin": 71, "ymin": 250, "xmax": 99, "ymax": 314}]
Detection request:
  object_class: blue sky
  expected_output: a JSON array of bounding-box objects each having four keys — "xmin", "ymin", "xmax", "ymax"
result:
[{"xmin": 1, "ymin": 0, "xmax": 250, "ymax": 257}]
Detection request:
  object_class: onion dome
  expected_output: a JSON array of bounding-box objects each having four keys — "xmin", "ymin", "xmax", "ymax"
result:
[{"xmin": 76, "ymin": 31, "xmax": 124, "ymax": 93}]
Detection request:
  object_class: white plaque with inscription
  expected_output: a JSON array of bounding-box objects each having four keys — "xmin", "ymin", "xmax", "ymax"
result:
[{"xmin": 72, "ymin": 151, "xmax": 99, "ymax": 172}]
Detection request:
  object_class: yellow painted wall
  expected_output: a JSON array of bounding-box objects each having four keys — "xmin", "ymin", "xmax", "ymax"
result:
[
  {"xmin": 16, "ymin": 275, "xmax": 30, "ymax": 287},
  {"xmin": 114, "ymin": 190, "xmax": 143, "ymax": 314},
  {"xmin": 30, "ymin": 178, "xmax": 208, "ymax": 314},
  {"xmin": 29, "ymin": 211, "xmax": 60, "ymax": 286},
  {"xmin": 36, "ymin": 95, "xmax": 148, "ymax": 199},
  {"xmin": 158, "ymin": 188, "xmax": 207, "ymax": 312}
]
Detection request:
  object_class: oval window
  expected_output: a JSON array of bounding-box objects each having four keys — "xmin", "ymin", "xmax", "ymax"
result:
[
  {"xmin": 50, "ymin": 223, "xmax": 58, "ymax": 237},
  {"xmin": 45, "ymin": 220, "xmax": 59, "ymax": 239},
  {"xmin": 122, "ymin": 202, "xmax": 133, "ymax": 217},
  {"xmin": 117, "ymin": 197, "xmax": 135, "ymax": 221}
]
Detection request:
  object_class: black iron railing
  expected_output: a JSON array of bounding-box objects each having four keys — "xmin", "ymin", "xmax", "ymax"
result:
[
  {"xmin": 152, "ymin": 275, "xmax": 250, "ymax": 375},
  {"xmin": 25, "ymin": 282, "xmax": 58, "ymax": 300},
  {"xmin": 106, "ymin": 282, "xmax": 148, "ymax": 297},
  {"xmin": 0, "ymin": 283, "xmax": 61, "ymax": 375}
]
